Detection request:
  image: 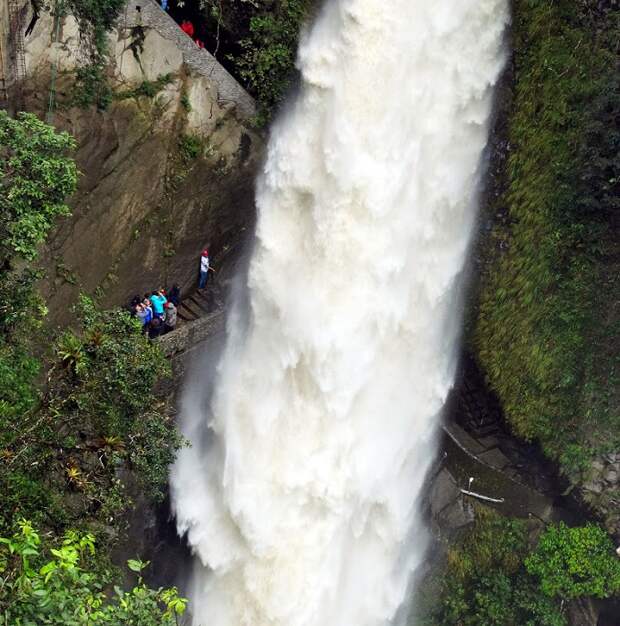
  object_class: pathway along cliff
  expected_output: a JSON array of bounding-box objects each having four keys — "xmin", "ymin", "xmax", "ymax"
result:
[{"xmin": 170, "ymin": 1, "xmax": 509, "ymax": 624}]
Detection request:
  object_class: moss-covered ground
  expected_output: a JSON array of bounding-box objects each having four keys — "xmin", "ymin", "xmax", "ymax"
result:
[{"xmin": 474, "ymin": 0, "xmax": 619, "ymax": 480}]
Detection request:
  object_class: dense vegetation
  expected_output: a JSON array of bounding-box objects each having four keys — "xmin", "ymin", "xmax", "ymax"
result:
[
  {"xmin": 423, "ymin": 507, "xmax": 620, "ymax": 626},
  {"xmin": 474, "ymin": 0, "xmax": 619, "ymax": 480},
  {"xmin": 0, "ymin": 521, "xmax": 186, "ymax": 624},
  {"xmin": 225, "ymin": 0, "xmax": 315, "ymax": 119},
  {"xmin": 0, "ymin": 111, "xmax": 184, "ymax": 619}
]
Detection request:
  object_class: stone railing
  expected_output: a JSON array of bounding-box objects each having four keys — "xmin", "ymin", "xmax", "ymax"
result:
[
  {"xmin": 157, "ymin": 308, "xmax": 225, "ymax": 358},
  {"xmin": 122, "ymin": 0, "xmax": 255, "ymax": 118}
]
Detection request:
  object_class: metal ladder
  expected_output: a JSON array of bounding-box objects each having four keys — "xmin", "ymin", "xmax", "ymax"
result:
[{"xmin": 6, "ymin": 0, "xmax": 26, "ymax": 110}]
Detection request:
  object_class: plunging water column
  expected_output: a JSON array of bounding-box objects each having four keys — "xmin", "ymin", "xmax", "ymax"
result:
[{"xmin": 170, "ymin": 1, "xmax": 509, "ymax": 624}]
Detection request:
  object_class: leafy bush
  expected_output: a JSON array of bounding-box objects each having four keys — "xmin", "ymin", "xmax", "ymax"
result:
[
  {"xmin": 525, "ymin": 522, "xmax": 620, "ymax": 600},
  {"xmin": 65, "ymin": 0, "xmax": 126, "ymax": 57},
  {"xmin": 194, "ymin": 0, "xmax": 314, "ymax": 121},
  {"xmin": 233, "ymin": 0, "xmax": 313, "ymax": 120},
  {"xmin": 0, "ymin": 113, "xmax": 76, "ymax": 470},
  {"xmin": 1, "ymin": 295, "xmax": 183, "ymax": 552},
  {"xmin": 49, "ymin": 295, "xmax": 183, "ymax": 503},
  {"xmin": 70, "ymin": 63, "xmax": 113, "ymax": 111},
  {"xmin": 0, "ymin": 520, "xmax": 187, "ymax": 624},
  {"xmin": 0, "ymin": 112, "xmax": 77, "ymax": 265},
  {"xmin": 0, "ymin": 112, "xmax": 184, "ymax": 614}
]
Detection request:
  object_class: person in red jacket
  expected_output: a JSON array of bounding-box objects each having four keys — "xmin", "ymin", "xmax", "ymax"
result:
[{"xmin": 180, "ymin": 20, "xmax": 194, "ymax": 38}]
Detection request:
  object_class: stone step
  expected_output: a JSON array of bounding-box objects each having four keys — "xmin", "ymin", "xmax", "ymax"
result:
[
  {"xmin": 444, "ymin": 421, "xmax": 486, "ymax": 455},
  {"xmin": 179, "ymin": 300, "xmax": 202, "ymax": 319},
  {"xmin": 469, "ymin": 423, "xmax": 501, "ymax": 438},
  {"xmin": 478, "ymin": 447, "xmax": 511, "ymax": 470},
  {"xmin": 477, "ymin": 435, "xmax": 501, "ymax": 450},
  {"xmin": 187, "ymin": 294, "xmax": 209, "ymax": 314},
  {"xmin": 176, "ymin": 308, "xmax": 195, "ymax": 322}
]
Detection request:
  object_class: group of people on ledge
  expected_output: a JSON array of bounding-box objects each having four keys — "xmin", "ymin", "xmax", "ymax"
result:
[
  {"xmin": 130, "ymin": 286, "xmax": 180, "ymax": 340},
  {"xmin": 128, "ymin": 249, "xmax": 212, "ymax": 340}
]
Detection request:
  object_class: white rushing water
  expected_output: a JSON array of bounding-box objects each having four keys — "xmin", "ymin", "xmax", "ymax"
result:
[{"xmin": 170, "ymin": 1, "xmax": 509, "ymax": 624}]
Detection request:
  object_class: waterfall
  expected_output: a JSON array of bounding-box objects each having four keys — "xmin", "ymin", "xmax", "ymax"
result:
[{"xmin": 170, "ymin": 0, "xmax": 509, "ymax": 624}]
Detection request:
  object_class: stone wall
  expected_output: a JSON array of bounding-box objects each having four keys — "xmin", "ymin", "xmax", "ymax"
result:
[{"xmin": 158, "ymin": 309, "xmax": 225, "ymax": 358}]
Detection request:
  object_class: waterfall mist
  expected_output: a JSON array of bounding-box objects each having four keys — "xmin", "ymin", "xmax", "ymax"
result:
[{"xmin": 170, "ymin": 0, "xmax": 509, "ymax": 624}]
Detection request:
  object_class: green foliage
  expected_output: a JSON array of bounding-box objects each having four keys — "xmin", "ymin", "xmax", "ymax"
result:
[
  {"xmin": 52, "ymin": 295, "xmax": 183, "ymax": 503},
  {"xmin": 0, "ymin": 112, "xmax": 77, "ymax": 264},
  {"xmin": 525, "ymin": 522, "xmax": 620, "ymax": 600},
  {"xmin": 427, "ymin": 507, "xmax": 620, "ymax": 625},
  {"xmin": 0, "ymin": 339, "xmax": 40, "ymax": 425},
  {"xmin": 0, "ymin": 520, "xmax": 187, "ymax": 624},
  {"xmin": 0, "ymin": 111, "xmax": 184, "ymax": 613},
  {"xmin": 114, "ymin": 73, "xmax": 174, "ymax": 101},
  {"xmin": 70, "ymin": 63, "xmax": 113, "ymax": 111},
  {"xmin": 0, "ymin": 113, "xmax": 75, "ymax": 481},
  {"xmin": 1, "ymin": 294, "xmax": 183, "ymax": 532},
  {"xmin": 195, "ymin": 0, "xmax": 313, "ymax": 120},
  {"xmin": 179, "ymin": 133, "xmax": 203, "ymax": 162},
  {"xmin": 426, "ymin": 508, "xmax": 566, "ymax": 626},
  {"xmin": 474, "ymin": 0, "xmax": 620, "ymax": 478},
  {"xmin": 234, "ymin": 0, "xmax": 312, "ymax": 120}
]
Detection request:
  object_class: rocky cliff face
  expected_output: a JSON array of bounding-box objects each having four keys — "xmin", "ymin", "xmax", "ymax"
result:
[{"xmin": 15, "ymin": 0, "xmax": 262, "ymax": 326}]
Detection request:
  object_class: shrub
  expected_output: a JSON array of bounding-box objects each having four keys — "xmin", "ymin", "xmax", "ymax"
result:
[
  {"xmin": 179, "ymin": 133, "xmax": 203, "ymax": 162},
  {"xmin": 0, "ymin": 111, "xmax": 77, "ymax": 265},
  {"xmin": 525, "ymin": 522, "xmax": 620, "ymax": 600},
  {"xmin": 0, "ymin": 520, "xmax": 187, "ymax": 624},
  {"xmin": 426, "ymin": 506, "xmax": 620, "ymax": 625},
  {"xmin": 114, "ymin": 73, "xmax": 174, "ymax": 101}
]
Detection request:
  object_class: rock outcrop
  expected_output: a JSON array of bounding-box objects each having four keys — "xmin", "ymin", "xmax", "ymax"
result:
[{"xmin": 11, "ymin": 0, "xmax": 262, "ymax": 326}]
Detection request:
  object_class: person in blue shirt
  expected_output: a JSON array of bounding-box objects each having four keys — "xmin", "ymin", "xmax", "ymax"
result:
[{"xmin": 150, "ymin": 290, "xmax": 168, "ymax": 319}]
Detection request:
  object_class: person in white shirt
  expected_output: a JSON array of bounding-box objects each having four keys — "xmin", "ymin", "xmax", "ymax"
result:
[{"xmin": 198, "ymin": 248, "xmax": 210, "ymax": 289}]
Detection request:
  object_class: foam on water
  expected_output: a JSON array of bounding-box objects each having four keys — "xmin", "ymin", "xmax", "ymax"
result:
[{"xmin": 170, "ymin": 1, "xmax": 509, "ymax": 624}]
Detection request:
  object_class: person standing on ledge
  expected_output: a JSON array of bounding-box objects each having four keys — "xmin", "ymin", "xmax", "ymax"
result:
[{"xmin": 199, "ymin": 248, "xmax": 210, "ymax": 290}]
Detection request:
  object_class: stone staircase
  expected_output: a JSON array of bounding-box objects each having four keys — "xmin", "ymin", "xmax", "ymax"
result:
[
  {"xmin": 176, "ymin": 288, "xmax": 212, "ymax": 324},
  {"xmin": 449, "ymin": 354, "xmax": 560, "ymax": 496}
]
